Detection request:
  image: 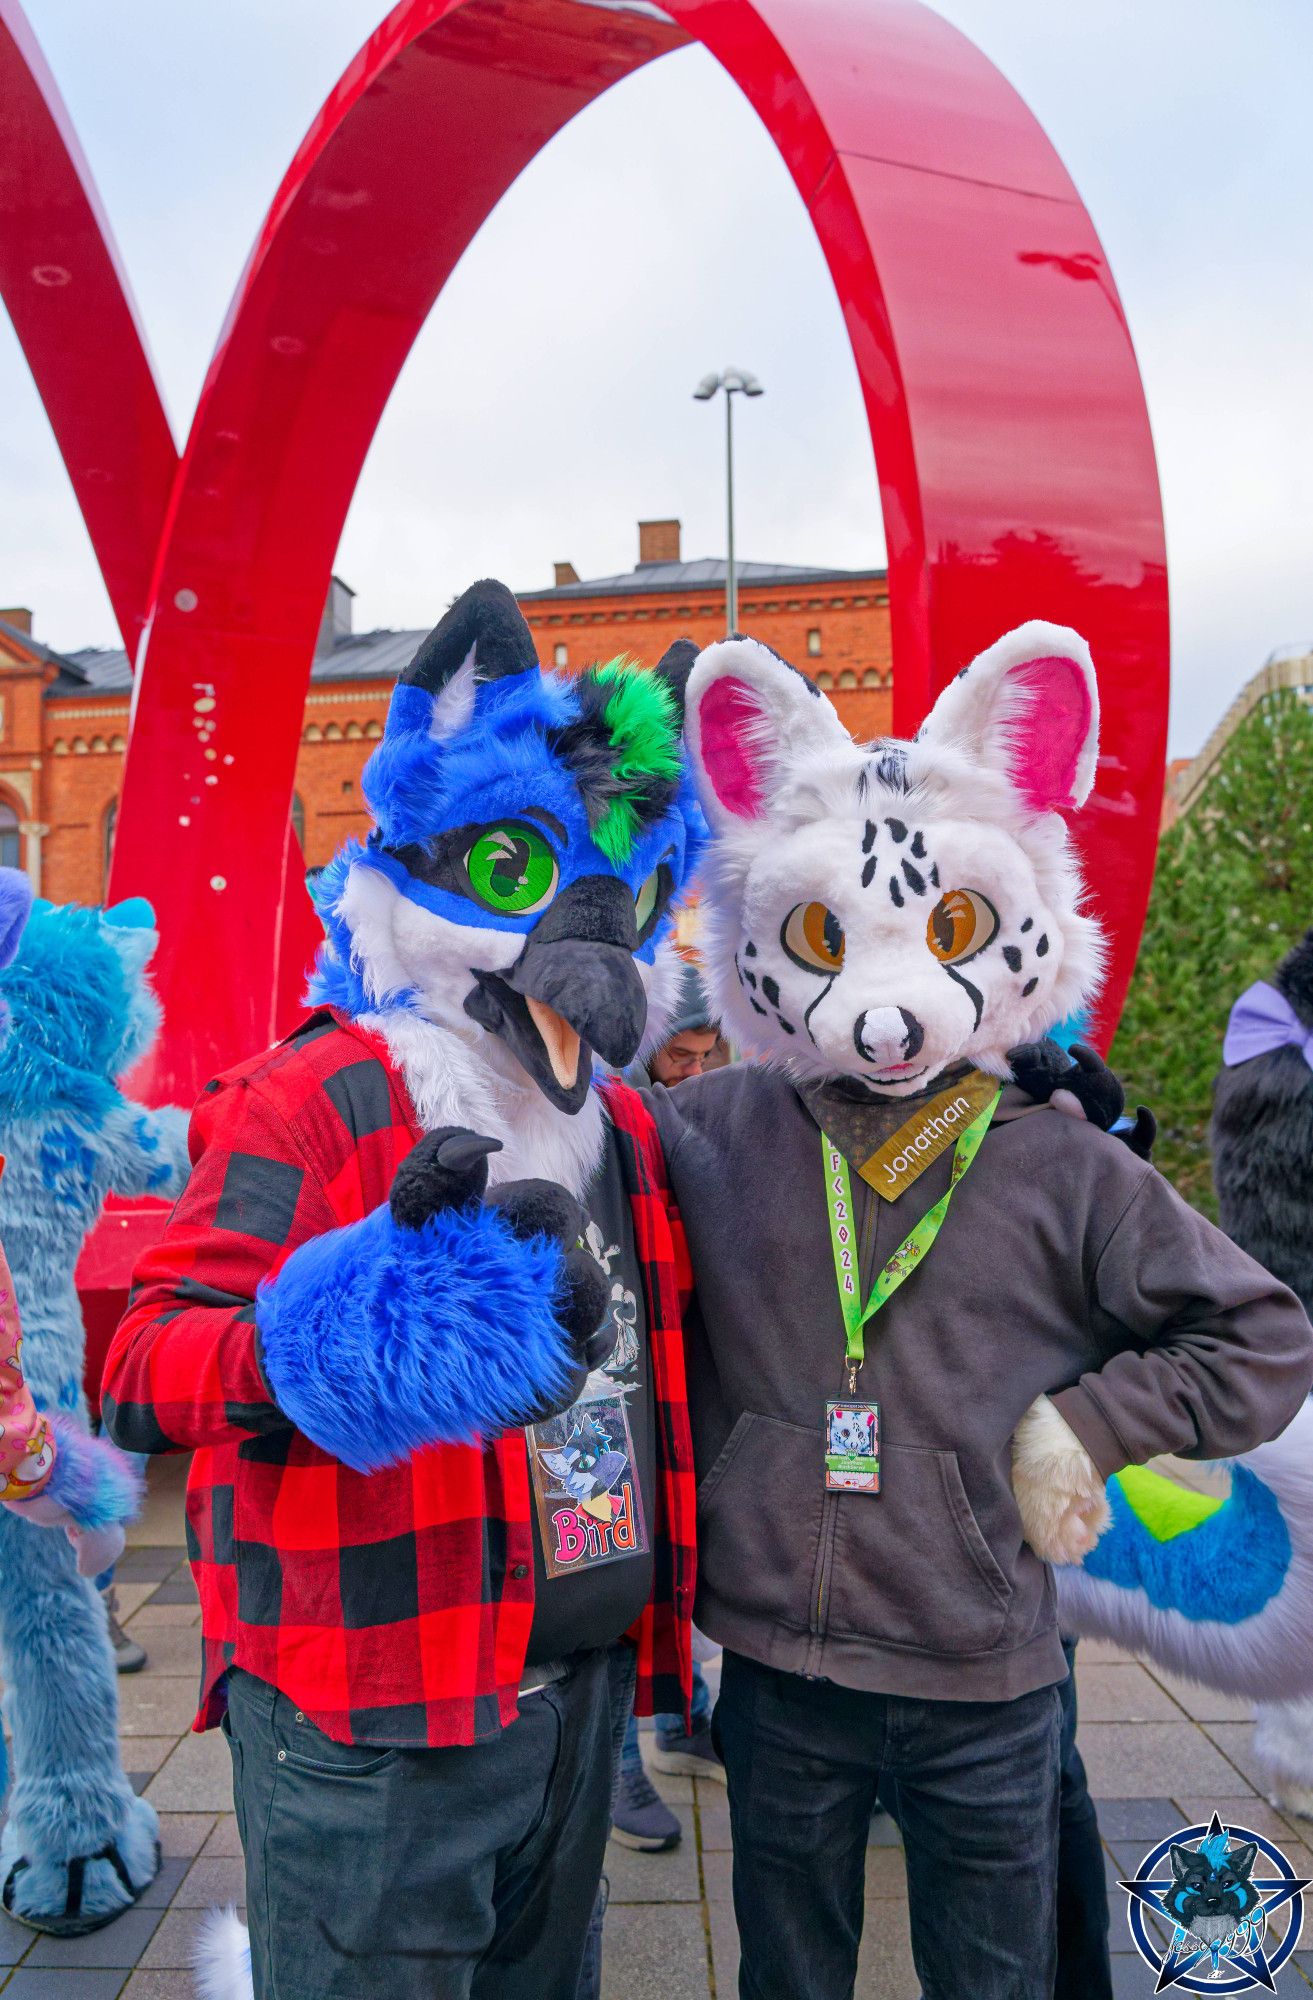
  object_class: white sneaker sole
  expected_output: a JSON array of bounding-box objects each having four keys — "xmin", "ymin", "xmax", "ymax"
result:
[
  {"xmin": 649, "ymin": 1749, "xmax": 727, "ymax": 1784},
  {"xmin": 610, "ymin": 1825, "xmax": 681, "ymax": 1852}
]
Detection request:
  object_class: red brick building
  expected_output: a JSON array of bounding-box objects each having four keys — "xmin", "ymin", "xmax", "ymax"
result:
[{"xmin": 0, "ymin": 521, "xmax": 890, "ymax": 902}]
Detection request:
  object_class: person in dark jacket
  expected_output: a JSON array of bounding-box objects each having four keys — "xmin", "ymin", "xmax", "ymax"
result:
[{"xmin": 654, "ymin": 623, "xmax": 1313, "ymax": 2000}]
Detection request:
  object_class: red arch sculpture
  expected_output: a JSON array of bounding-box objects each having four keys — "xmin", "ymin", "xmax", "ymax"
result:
[{"xmin": 2, "ymin": 0, "xmax": 1168, "ymax": 1115}]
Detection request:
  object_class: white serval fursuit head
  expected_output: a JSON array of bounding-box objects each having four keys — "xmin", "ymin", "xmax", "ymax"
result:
[{"xmin": 684, "ymin": 620, "xmax": 1111, "ymax": 1563}]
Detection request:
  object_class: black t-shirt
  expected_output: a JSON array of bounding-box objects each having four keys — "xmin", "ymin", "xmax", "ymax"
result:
[{"xmin": 523, "ymin": 1118, "xmax": 656, "ymax": 1665}]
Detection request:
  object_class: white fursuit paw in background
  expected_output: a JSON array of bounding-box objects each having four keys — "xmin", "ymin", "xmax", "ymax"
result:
[{"xmin": 1011, "ymin": 1393, "xmax": 1110, "ymax": 1564}]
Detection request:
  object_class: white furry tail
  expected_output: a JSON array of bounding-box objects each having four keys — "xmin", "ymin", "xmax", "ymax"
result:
[
  {"xmin": 1253, "ymin": 1697, "xmax": 1313, "ymax": 1821},
  {"xmin": 193, "ymin": 1907, "xmax": 253, "ymax": 2000},
  {"xmin": 1011, "ymin": 1393, "xmax": 1110, "ymax": 1565}
]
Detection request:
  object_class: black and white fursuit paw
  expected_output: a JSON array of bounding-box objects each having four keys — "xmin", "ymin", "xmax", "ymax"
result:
[{"xmin": 1007, "ymin": 1037, "xmax": 1123, "ymax": 1131}]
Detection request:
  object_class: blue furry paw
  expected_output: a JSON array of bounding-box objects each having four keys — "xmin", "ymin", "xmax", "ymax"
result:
[
  {"xmin": 1, "ymin": 1791, "xmax": 158, "ymax": 1935},
  {"xmin": 256, "ymin": 1197, "xmax": 591, "ymax": 1471},
  {"xmin": 42, "ymin": 1417, "xmax": 144, "ymax": 1530}
]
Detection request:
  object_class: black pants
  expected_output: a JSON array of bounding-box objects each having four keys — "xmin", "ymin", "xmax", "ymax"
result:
[
  {"xmin": 880, "ymin": 1637, "xmax": 1112, "ymax": 2000},
  {"xmin": 1054, "ymin": 1640, "xmax": 1112, "ymax": 2000},
  {"xmin": 714, "ymin": 1652, "xmax": 1061, "ymax": 2000},
  {"xmin": 224, "ymin": 1658, "xmax": 613, "ymax": 2000}
]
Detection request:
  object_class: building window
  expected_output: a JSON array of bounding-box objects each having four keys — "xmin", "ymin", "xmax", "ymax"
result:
[
  {"xmin": 838, "ymin": 670, "xmax": 858, "ymax": 689},
  {"xmin": 291, "ymin": 793, "xmax": 306, "ymax": 851},
  {"xmin": 554, "ymin": 643, "xmax": 568, "ymax": 669},
  {"xmin": 103, "ymin": 799, "xmax": 116, "ymax": 891},
  {"xmin": 807, "ymin": 628, "xmax": 822, "ymax": 657},
  {"xmin": 861, "ymin": 669, "xmax": 882, "ymax": 689},
  {"xmin": 815, "ymin": 671, "xmax": 834, "ymax": 690},
  {"xmin": 0, "ymin": 697, "xmax": 6, "ymax": 742},
  {"xmin": 0, "ymin": 802, "xmax": 21, "ymax": 872}
]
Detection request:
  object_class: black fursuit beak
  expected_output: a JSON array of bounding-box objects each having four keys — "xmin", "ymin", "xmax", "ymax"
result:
[{"xmin": 464, "ymin": 939, "xmax": 649, "ymax": 1114}]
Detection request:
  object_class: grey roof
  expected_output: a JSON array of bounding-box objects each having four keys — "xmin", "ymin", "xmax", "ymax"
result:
[
  {"xmin": 40, "ymin": 554, "xmax": 886, "ymax": 699},
  {"xmin": 519, "ymin": 556, "xmax": 884, "ymax": 600},
  {"xmin": 0, "ymin": 617, "xmax": 89, "ymax": 686},
  {"xmin": 51, "ymin": 628, "xmax": 429, "ymax": 700}
]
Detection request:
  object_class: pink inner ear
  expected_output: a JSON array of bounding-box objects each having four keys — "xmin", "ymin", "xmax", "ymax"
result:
[
  {"xmin": 1006, "ymin": 656, "xmax": 1092, "ymax": 812},
  {"xmin": 699, "ymin": 677, "xmax": 768, "ymax": 818}
]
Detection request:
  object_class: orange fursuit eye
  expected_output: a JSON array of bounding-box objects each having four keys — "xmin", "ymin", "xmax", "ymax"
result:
[
  {"xmin": 781, "ymin": 901, "xmax": 846, "ymax": 973},
  {"xmin": 927, "ymin": 889, "xmax": 999, "ymax": 964}
]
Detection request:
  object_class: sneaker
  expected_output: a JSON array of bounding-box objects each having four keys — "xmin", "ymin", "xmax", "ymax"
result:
[
  {"xmin": 611, "ymin": 1765, "xmax": 682, "ymax": 1851},
  {"xmin": 650, "ymin": 1725, "xmax": 726, "ymax": 1784},
  {"xmin": 102, "ymin": 1586, "xmax": 148, "ymax": 1674}
]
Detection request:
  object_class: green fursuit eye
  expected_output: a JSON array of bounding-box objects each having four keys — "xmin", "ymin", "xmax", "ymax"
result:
[{"xmin": 465, "ymin": 826, "xmax": 560, "ymax": 916}]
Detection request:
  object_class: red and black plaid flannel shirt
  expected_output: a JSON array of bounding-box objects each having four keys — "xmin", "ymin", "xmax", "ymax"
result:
[{"xmin": 102, "ymin": 1009, "xmax": 695, "ymax": 1747}]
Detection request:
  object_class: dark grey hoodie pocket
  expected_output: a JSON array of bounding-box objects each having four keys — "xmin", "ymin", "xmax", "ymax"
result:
[
  {"xmin": 696, "ymin": 1413, "xmax": 826, "ymax": 1632},
  {"xmin": 827, "ymin": 1444, "xmax": 1012, "ymax": 1656}
]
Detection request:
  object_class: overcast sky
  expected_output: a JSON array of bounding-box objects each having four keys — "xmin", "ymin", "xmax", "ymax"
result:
[{"xmin": 4, "ymin": 0, "xmax": 1310, "ymax": 757}]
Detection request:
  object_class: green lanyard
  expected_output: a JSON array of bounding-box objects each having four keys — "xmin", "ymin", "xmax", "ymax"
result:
[{"xmin": 822, "ymin": 1088, "xmax": 1001, "ymax": 1392}]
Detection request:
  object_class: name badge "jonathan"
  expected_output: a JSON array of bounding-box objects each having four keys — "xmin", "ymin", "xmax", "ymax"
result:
[{"xmin": 859, "ymin": 1070, "xmax": 1000, "ymax": 1202}]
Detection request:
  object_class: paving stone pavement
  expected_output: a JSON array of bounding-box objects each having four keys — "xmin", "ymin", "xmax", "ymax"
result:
[{"xmin": 2, "ymin": 1456, "xmax": 1311, "ymax": 1996}]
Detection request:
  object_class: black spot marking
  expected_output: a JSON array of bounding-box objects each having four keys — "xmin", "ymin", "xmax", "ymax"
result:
[
  {"xmin": 761, "ymin": 975, "xmax": 780, "ymax": 1007},
  {"xmin": 750, "ymin": 998, "xmax": 769, "ymax": 1017},
  {"xmin": 744, "ymin": 940, "xmax": 757, "ymax": 957},
  {"xmin": 1022, "ymin": 976, "xmax": 1038, "ymax": 997},
  {"xmin": 889, "ymin": 876, "xmax": 904, "ymax": 909},
  {"xmin": 900, "ymin": 858, "xmax": 926, "ymax": 896},
  {"xmin": 871, "ymin": 743, "xmax": 910, "ymax": 793},
  {"xmin": 861, "ymin": 856, "xmax": 877, "ymax": 888},
  {"xmin": 929, "ymin": 863, "xmax": 940, "ymax": 888},
  {"xmin": 1036, "ymin": 933, "xmax": 1050, "ymax": 957},
  {"xmin": 775, "ymin": 1017, "xmax": 796, "ymax": 1036},
  {"xmin": 1002, "ymin": 946, "xmax": 1023, "ymax": 973},
  {"xmin": 862, "ymin": 820, "xmax": 877, "ymax": 854},
  {"xmin": 885, "ymin": 818, "xmax": 907, "ymax": 843},
  {"xmin": 1020, "ymin": 918, "xmax": 1034, "ymax": 934},
  {"xmin": 910, "ymin": 830, "xmax": 926, "ymax": 859},
  {"xmin": 744, "ymin": 969, "xmax": 758, "ymax": 990}
]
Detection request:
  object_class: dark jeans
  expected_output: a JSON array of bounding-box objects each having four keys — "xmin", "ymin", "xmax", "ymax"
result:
[
  {"xmin": 714, "ymin": 1651, "xmax": 1061, "ymax": 2000},
  {"xmin": 576, "ymin": 1641, "xmax": 640, "ymax": 2000},
  {"xmin": 1054, "ymin": 1639, "xmax": 1112, "ymax": 2000},
  {"xmin": 225, "ymin": 1658, "xmax": 613, "ymax": 2000}
]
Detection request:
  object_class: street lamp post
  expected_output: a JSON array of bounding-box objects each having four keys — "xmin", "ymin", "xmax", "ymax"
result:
[{"xmin": 693, "ymin": 367, "xmax": 764, "ymax": 635}]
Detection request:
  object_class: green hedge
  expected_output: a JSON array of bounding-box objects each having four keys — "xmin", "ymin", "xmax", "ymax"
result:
[{"xmin": 1110, "ymin": 687, "xmax": 1313, "ymax": 1218}]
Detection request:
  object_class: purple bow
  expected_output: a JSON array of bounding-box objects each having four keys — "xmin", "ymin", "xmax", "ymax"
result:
[{"xmin": 1223, "ymin": 982, "xmax": 1313, "ymax": 1071}]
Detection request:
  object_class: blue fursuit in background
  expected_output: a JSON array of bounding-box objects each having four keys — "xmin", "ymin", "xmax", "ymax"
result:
[{"xmin": 0, "ymin": 889, "xmax": 190, "ymax": 1934}]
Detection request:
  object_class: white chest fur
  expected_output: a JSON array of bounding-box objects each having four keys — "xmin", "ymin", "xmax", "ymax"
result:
[{"xmin": 358, "ymin": 1006, "xmax": 605, "ymax": 1198}]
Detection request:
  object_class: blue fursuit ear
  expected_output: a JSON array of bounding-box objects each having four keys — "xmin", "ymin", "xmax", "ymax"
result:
[{"xmin": 362, "ymin": 577, "xmax": 555, "ymax": 852}]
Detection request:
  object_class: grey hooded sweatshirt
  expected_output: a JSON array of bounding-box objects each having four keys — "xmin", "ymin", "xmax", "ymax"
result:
[{"xmin": 647, "ymin": 1064, "xmax": 1313, "ymax": 1704}]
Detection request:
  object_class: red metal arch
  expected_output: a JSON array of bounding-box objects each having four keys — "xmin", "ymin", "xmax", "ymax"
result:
[{"xmin": 4, "ymin": 0, "xmax": 1168, "ymax": 1110}]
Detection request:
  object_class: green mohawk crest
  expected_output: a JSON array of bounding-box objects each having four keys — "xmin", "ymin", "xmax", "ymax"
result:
[{"xmin": 549, "ymin": 657, "xmax": 683, "ymax": 864}]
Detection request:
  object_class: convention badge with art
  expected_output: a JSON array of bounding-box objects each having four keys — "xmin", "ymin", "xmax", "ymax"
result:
[
  {"xmin": 825, "ymin": 1402, "xmax": 880, "ymax": 1494},
  {"xmin": 528, "ymin": 1391, "xmax": 649, "ymax": 1576}
]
